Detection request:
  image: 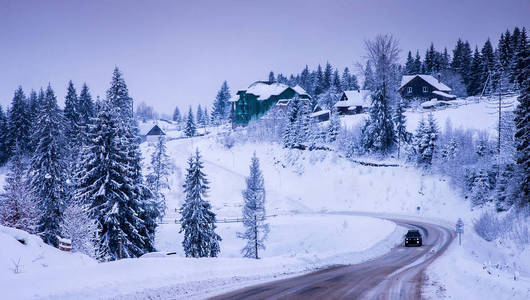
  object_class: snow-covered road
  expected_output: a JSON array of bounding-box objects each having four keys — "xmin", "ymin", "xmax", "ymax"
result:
[{"xmin": 210, "ymin": 215, "xmax": 455, "ymax": 299}]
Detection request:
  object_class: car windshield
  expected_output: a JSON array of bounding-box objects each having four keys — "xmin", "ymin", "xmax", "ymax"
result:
[{"xmin": 406, "ymin": 231, "xmax": 420, "ymax": 237}]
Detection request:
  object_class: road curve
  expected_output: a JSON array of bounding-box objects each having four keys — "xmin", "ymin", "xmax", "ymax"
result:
[{"xmin": 210, "ymin": 218, "xmax": 455, "ymax": 300}]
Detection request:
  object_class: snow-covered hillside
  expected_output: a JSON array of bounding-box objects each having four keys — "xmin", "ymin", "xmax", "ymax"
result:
[{"xmin": 341, "ymin": 97, "xmax": 518, "ymax": 137}]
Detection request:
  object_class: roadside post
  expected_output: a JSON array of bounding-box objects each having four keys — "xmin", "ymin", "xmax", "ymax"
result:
[{"xmin": 456, "ymin": 218, "xmax": 464, "ymax": 245}]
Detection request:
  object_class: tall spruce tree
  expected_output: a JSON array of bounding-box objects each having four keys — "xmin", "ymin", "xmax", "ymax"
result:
[
  {"xmin": 147, "ymin": 136, "xmax": 170, "ymax": 220},
  {"xmin": 513, "ymin": 44, "xmax": 529, "ymax": 206},
  {"xmin": 185, "ymin": 107, "xmax": 196, "ymax": 137},
  {"xmin": 78, "ymin": 83, "xmax": 95, "ymax": 131},
  {"xmin": 75, "ymin": 99, "xmax": 147, "ymax": 260},
  {"xmin": 405, "ymin": 51, "xmax": 415, "ymax": 75},
  {"xmin": 196, "ymin": 104, "xmax": 204, "ymax": 128},
  {"xmin": 0, "ymin": 105, "xmax": 9, "ymax": 165},
  {"xmin": 173, "ymin": 106, "xmax": 182, "ymax": 123},
  {"xmin": 211, "ymin": 81, "xmax": 231, "ymax": 124},
  {"xmin": 238, "ymin": 153, "xmax": 269, "ymax": 259},
  {"xmin": 7, "ymin": 86, "xmax": 31, "ymax": 156},
  {"xmin": 469, "ymin": 47, "xmax": 483, "ymax": 95},
  {"xmin": 393, "ymin": 98, "xmax": 409, "ymax": 158},
  {"xmin": 29, "ymin": 85, "xmax": 68, "ymax": 246},
  {"xmin": 180, "ymin": 149, "xmax": 221, "ymax": 258}
]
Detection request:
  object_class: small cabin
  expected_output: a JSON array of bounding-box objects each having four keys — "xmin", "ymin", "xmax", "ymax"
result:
[
  {"xmin": 139, "ymin": 124, "xmax": 166, "ymax": 142},
  {"xmin": 334, "ymin": 90, "xmax": 372, "ymax": 115}
]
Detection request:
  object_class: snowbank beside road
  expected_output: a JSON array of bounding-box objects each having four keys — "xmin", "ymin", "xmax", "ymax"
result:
[
  {"xmin": 0, "ymin": 215, "xmax": 404, "ymax": 299},
  {"xmin": 425, "ymin": 228, "xmax": 530, "ymax": 300},
  {"xmin": 0, "ymin": 226, "xmax": 95, "ymax": 278}
]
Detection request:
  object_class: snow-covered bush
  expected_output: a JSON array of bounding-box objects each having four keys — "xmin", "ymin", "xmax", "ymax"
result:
[
  {"xmin": 218, "ymin": 132, "xmax": 236, "ymax": 149},
  {"xmin": 474, "ymin": 212, "xmax": 501, "ymax": 241},
  {"xmin": 59, "ymin": 203, "xmax": 99, "ymax": 258}
]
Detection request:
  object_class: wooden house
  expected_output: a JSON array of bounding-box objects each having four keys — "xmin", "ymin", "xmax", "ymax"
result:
[
  {"xmin": 139, "ymin": 124, "xmax": 166, "ymax": 142},
  {"xmin": 230, "ymin": 81, "xmax": 311, "ymax": 125},
  {"xmin": 334, "ymin": 90, "xmax": 372, "ymax": 115},
  {"xmin": 397, "ymin": 74, "xmax": 456, "ymax": 101}
]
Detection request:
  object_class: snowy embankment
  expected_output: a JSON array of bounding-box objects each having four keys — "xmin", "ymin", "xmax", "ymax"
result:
[
  {"xmin": 0, "ymin": 226, "xmax": 95, "ymax": 278},
  {"xmin": 0, "ymin": 215, "xmax": 403, "ymax": 299},
  {"xmin": 425, "ymin": 228, "xmax": 530, "ymax": 300}
]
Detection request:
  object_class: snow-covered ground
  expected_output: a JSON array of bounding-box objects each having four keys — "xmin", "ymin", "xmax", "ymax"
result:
[
  {"xmin": 0, "ymin": 215, "xmax": 404, "ymax": 299},
  {"xmin": 0, "ymin": 98, "xmax": 527, "ymax": 299},
  {"xmin": 341, "ymin": 97, "xmax": 518, "ymax": 137},
  {"xmin": 0, "ymin": 226, "xmax": 95, "ymax": 278}
]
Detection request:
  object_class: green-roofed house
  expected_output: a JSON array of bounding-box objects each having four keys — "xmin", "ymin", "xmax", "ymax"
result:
[{"xmin": 230, "ymin": 81, "xmax": 311, "ymax": 125}]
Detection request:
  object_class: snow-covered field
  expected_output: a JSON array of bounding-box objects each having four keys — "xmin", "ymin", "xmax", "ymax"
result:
[{"xmin": 341, "ymin": 97, "xmax": 518, "ymax": 137}]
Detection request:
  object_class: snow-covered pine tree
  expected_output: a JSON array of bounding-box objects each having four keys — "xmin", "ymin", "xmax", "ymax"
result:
[
  {"xmin": 27, "ymin": 90, "xmax": 39, "ymax": 126},
  {"xmin": 0, "ymin": 143, "xmax": 38, "ymax": 233},
  {"xmin": 268, "ymin": 71, "xmax": 275, "ymax": 83},
  {"xmin": 470, "ymin": 168, "xmax": 492, "ymax": 207},
  {"xmin": 317, "ymin": 84, "xmax": 341, "ymax": 110},
  {"xmin": 147, "ymin": 136, "xmax": 171, "ymax": 220},
  {"xmin": 238, "ymin": 153, "xmax": 269, "ymax": 259},
  {"xmin": 173, "ymin": 105, "xmax": 182, "ymax": 123},
  {"xmin": 328, "ymin": 112, "xmax": 341, "ymax": 143},
  {"xmin": 282, "ymin": 96, "xmax": 304, "ymax": 149},
  {"xmin": 77, "ymin": 84, "xmax": 95, "ymax": 133},
  {"xmin": 75, "ymin": 99, "xmax": 147, "ymax": 260},
  {"xmin": 196, "ymin": 104, "xmax": 204, "ymax": 128},
  {"xmin": 360, "ymin": 35, "xmax": 400, "ymax": 154},
  {"xmin": 184, "ymin": 107, "xmax": 196, "ymax": 137},
  {"xmin": 413, "ymin": 114, "xmax": 438, "ymax": 167},
  {"xmin": 106, "ymin": 67, "xmax": 133, "ymax": 119},
  {"xmin": 179, "ymin": 149, "xmax": 221, "ymax": 258},
  {"xmin": 7, "ymin": 86, "xmax": 31, "ymax": 156},
  {"xmin": 211, "ymin": 81, "xmax": 231, "ymax": 124},
  {"xmin": 59, "ymin": 202, "xmax": 99, "ymax": 258},
  {"xmin": 106, "ymin": 68, "xmax": 159, "ymax": 254},
  {"xmin": 64, "ymin": 80, "xmax": 80, "ymax": 150},
  {"xmin": 28, "ymin": 85, "xmax": 68, "ymax": 246},
  {"xmin": 0, "ymin": 105, "xmax": 9, "ymax": 165},
  {"xmin": 393, "ymin": 98, "xmax": 409, "ymax": 158},
  {"xmin": 202, "ymin": 107, "xmax": 209, "ymax": 127},
  {"xmin": 513, "ymin": 44, "xmax": 529, "ymax": 207},
  {"xmin": 405, "ymin": 51, "xmax": 416, "ymax": 75},
  {"xmin": 468, "ymin": 47, "xmax": 483, "ymax": 96}
]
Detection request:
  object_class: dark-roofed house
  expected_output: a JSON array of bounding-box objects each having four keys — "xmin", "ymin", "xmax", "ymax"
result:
[
  {"xmin": 230, "ymin": 81, "xmax": 311, "ymax": 125},
  {"xmin": 334, "ymin": 89, "xmax": 372, "ymax": 115},
  {"xmin": 398, "ymin": 75, "xmax": 456, "ymax": 101},
  {"xmin": 139, "ymin": 124, "xmax": 166, "ymax": 142}
]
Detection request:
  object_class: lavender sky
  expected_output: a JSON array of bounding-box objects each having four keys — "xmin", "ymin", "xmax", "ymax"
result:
[{"xmin": 1, "ymin": 0, "xmax": 529, "ymax": 115}]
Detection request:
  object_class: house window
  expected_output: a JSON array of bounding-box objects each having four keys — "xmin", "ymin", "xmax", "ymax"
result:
[
  {"xmin": 423, "ymin": 86, "xmax": 428, "ymax": 93},
  {"xmin": 407, "ymin": 87, "xmax": 412, "ymax": 94}
]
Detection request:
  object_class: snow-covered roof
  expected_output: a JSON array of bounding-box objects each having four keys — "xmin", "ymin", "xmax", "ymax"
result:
[
  {"xmin": 334, "ymin": 90, "xmax": 372, "ymax": 108},
  {"xmin": 228, "ymin": 95, "xmax": 239, "ymax": 102},
  {"xmin": 244, "ymin": 82, "xmax": 310, "ymax": 101},
  {"xmin": 138, "ymin": 122, "xmax": 165, "ymax": 136},
  {"xmin": 292, "ymin": 85, "xmax": 310, "ymax": 97},
  {"xmin": 310, "ymin": 109, "xmax": 330, "ymax": 117},
  {"xmin": 246, "ymin": 82, "xmax": 289, "ymax": 100},
  {"xmin": 399, "ymin": 75, "xmax": 452, "ymax": 92},
  {"xmin": 432, "ymin": 90, "xmax": 456, "ymax": 99}
]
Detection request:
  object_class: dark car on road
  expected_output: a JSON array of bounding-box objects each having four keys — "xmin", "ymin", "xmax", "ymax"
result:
[{"xmin": 405, "ymin": 229, "xmax": 422, "ymax": 247}]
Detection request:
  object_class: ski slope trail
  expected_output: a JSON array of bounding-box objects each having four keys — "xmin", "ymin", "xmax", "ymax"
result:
[{"xmin": 210, "ymin": 217, "xmax": 455, "ymax": 300}]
